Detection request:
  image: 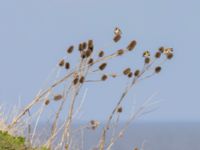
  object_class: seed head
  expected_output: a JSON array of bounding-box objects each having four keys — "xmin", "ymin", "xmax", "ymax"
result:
[
  {"xmin": 101, "ymin": 74, "xmax": 108, "ymax": 81},
  {"xmin": 155, "ymin": 52, "xmax": 161, "ymax": 58},
  {"xmin": 145, "ymin": 57, "xmax": 151, "ymax": 64},
  {"xmin": 143, "ymin": 51, "xmax": 150, "ymax": 57},
  {"xmin": 65, "ymin": 62, "xmax": 70, "ymax": 69},
  {"xmin": 79, "ymin": 76, "xmax": 85, "ymax": 84},
  {"xmin": 79, "ymin": 43, "xmax": 84, "ymax": 51},
  {"xmin": 159, "ymin": 46, "xmax": 165, "ymax": 53},
  {"xmin": 127, "ymin": 40, "xmax": 137, "ymax": 51},
  {"xmin": 67, "ymin": 46, "xmax": 74, "ymax": 54},
  {"xmin": 114, "ymin": 27, "xmax": 122, "ymax": 35},
  {"xmin": 88, "ymin": 58, "xmax": 94, "ymax": 65},
  {"xmin": 98, "ymin": 51, "xmax": 104, "ymax": 57},
  {"xmin": 73, "ymin": 77, "xmax": 79, "ymax": 85},
  {"xmin": 54, "ymin": 95, "xmax": 63, "ymax": 101},
  {"xmin": 82, "ymin": 42, "xmax": 87, "ymax": 50},
  {"xmin": 128, "ymin": 72, "xmax": 133, "ymax": 78},
  {"xmin": 123, "ymin": 68, "xmax": 131, "ymax": 75},
  {"xmin": 155, "ymin": 66, "xmax": 162, "ymax": 73},
  {"xmin": 99, "ymin": 63, "xmax": 107, "ymax": 70},
  {"xmin": 85, "ymin": 49, "xmax": 92, "ymax": 57},
  {"xmin": 45, "ymin": 99, "xmax": 50, "ymax": 105},
  {"xmin": 59, "ymin": 59, "xmax": 65, "ymax": 67},
  {"xmin": 88, "ymin": 40, "xmax": 94, "ymax": 51},
  {"xmin": 134, "ymin": 70, "xmax": 140, "ymax": 77},
  {"xmin": 167, "ymin": 53, "xmax": 173, "ymax": 59},
  {"xmin": 113, "ymin": 34, "xmax": 121, "ymax": 42},
  {"xmin": 90, "ymin": 120, "xmax": 100, "ymax": 130},
  {"xmin": 117, "ymin": 107, "xmax": 123, "ymax": 113},
  {"xmin": 117, "ymin": 49, "xmax": 124, "ymax": 56}
]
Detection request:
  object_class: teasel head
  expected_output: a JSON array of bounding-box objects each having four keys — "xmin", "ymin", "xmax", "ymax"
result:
[
  {"xmin": 143, "ymin": 51, "xmax": 150, "ymax": 57},
  {"xmin": 155, "ymin": 51, "xmax": 161, "ymax": 58},
  {"xmin": 99, "ymin": 63, "xmax": 107, "ymax": 70},
  {"xmin": 127, "ymin": 40, "xmax": 137, "ymax": 51},
  {"xmin": 113, "ymin": 34, "xmax": 121, "ymax": 42},
  {"xmin": 128, "ymin": 72, "xmax": 133, "ymax": 78},
  {"xmin": 59, "ymin": 59, "xmax": 65, "ymax": 67},
  {"xmin": 117, "ymin": 107, "xmax": 123, "ymax": 113},
  {"xmin": 73, "ymin": 77, "xmax": 79, "ymax": 85},
  {"xmin": 166, "ymin": 53, "xmax": 173, "ymax": 59},
  {"xmin": 101, "ymin": 74, "xmax": 108, "ymax": 81},
  {"xmin": 54, "ymin": 94, "xmax": 63, "ymax": 101},
  {"xmin": 98, "ymin": 51, "xmax": 104, "ymax": 57},
  {"xmin": 88, "ymin": 40, "xmax": 94, "ymax": 51},
  {"xmin": 117, "ymin": 49, "xmax": 124, "ymax": 56},
  {"xmin": 44, "ymin": 99, "xmax": 50, "ymax": 105},
  {"xmin": 67, "ymin": 46, "xmax": 74, "ymax": 54},
  {"xmin": 144, "ymin": 57, "xmax": 151, "ymax": 64},
  {"xmin": 79, "ymin": 43, "xmax": 84, "ymax": 51},
  {"xmin": 155, "ymin": 66, "xmax": 162, "ymax": 73},
  {"xmin": 88, "ymin": 58, "xmax": 94, "ymax": 65},
  {"xmin": 85, "ymin": 49, "xmax": 92, "ymax": 58},
  {"xmin": 134, "ymin": 70, "xmax": 140, "ymax": 77},
  {"xmin": 159, "ymin": 46, "xmax": 165, "ymax": 53},
  {"xmin": 123, "ymin": 68, "xmax": 131, "ymax": 75},
  {"xmin": 79, "ymin": 76, "xmax": 85, "ymax": 84},
  {"xmin": 65, "ymin": 62, "xmax": 70, "ymax": 69}
]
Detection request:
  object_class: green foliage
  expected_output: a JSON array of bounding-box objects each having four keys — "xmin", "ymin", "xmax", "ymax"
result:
[{"xmin": 0, "ymin": 130, "xmax": 26, "ymax": 150}]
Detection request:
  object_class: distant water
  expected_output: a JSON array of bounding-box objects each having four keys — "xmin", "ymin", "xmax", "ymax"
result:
[{"xmin": 36, "ymin": 122, "xmax": 200, "ymax": 150}]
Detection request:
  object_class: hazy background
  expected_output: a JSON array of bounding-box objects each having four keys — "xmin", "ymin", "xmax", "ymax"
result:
[{"xmin": 0, "ymin": 0, "xmax": 199, "ymax": 123}]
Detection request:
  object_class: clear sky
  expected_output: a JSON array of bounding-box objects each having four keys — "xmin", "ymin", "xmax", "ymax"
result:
[{"xmin": 0, "ymin": 0, "xmax": 199, "ymax": 122}]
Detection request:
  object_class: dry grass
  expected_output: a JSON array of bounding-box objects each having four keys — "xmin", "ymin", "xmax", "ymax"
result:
[{"xmin": 0, "ymin": 28, "xmax": 173, "ymax": 150}]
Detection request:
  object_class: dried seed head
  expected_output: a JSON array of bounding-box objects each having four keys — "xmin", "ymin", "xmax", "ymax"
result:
[
  {"xmin": 88, "ymin": 58, "xmax": 94, "ymax": 65},
  {"xmin": 85, "ymin": 49, "xmax": 92, "ymax": 57},
  {"xmin": 67, "ymin": 46, "xmax": 74, "ymax": 54},
  {"xmin": 155, "ymin": 66, "xmax": 162, "ymax": 73},
  {"xmin": 65, "ymin": 62, "xmax": 70, "ymax": 69},
  {"xmin": 145, "ymin": 57, "xmax": 151, "ymax": 64},
  {"xmin": 111, "ymin": 73, "xmax": 117, "ymax": 78},
  {"xmin": 167, "ymin": 53, "xmax": 173, "ymax": 59},
  {"xmin": 79, "ymin": 76, "xmax": 85, "ymax": 84},
  {"xmin": 164, "ymin": 48, "xmax": 173, "ymax": 54},
  {"xmin": 59, "ymin": 59, "xmax": 65, "ymax": 67},
  {"xmin": 123, "ymin": 68, "xmax": 131, "ymax": 75},
  {"xmin": 159, "ymin": 47, "xmax": 165, "ymax": 53},
  {"xmin": 54, "ymin": 95, "xmax": 63, "ymax": 101},
  {"xmin": 45, "ymin": 99, "xmax": 50, "ymax": 105},
  {"xmin": 114, "ymin": 27, "xmax": 122, "ymax": 35},
  {"xmin": 99, "ymin": 63, "xmax": 107, "ymax": 70},
  {"xmin": 82, "ymin": 42, "xmax": 87, "ymax": 50},
  {"xmin": 81, "ymin": 53, "xmax": 86, "ymax": 59},
  {"xmin": 143, "ymin": 51, "xmax": 150, "ymax": 57},
  {"xmin": 127, "ymin": 40, "xmax": 137, "ymax": 51},
  {"xmin": 155, "ymin": 52, "xmax": 161, "ymax": 58},
  {"xmin": 117, "ymin": 107, "xmax": 123, "ymax": 113},
  {"xmin": 79, "ymin": 43, "xmax": 84, "ymax": 51},
  {"xmin": 113, "ymin": 34, "xmax": 121, "ymax": 42},
  {"xmin": 128, "ymin": 72, "xmax": 133, "ymax": 78},
  {"xmin": 134, "ymin": 70, "xmax": 140, "ymax": 77},
  {"xmin": 88, "ymin": 40, "xmax": 94, "ymax": 51},
  {"xmin": 73, "ymin": 77, "xmax": 79, "ymax": 85},
  {"xmin": 98, "ymin": 51, "xmax": 104, "ymax": 57},
  {"xmin": 90, "ymin": 120, "xmax": 100, "ymax": 130},
  {"xmin": 117, "ymin": 49, "xmax": 124, "ymax": 56},
  {"xmin": 101, "ymin": 74, "xmax": 108, "ymax": 81}
]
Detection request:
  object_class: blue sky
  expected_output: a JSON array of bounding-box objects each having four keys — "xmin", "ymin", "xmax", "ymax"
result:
[{"xmin": 0, "ymin": 0, "xmax": 199, "ymax": 122}]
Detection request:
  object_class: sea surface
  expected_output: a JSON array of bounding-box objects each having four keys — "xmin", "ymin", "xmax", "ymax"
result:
[{"xmin": 37, "ymin": 122, "xmax": 200, "ymax": 150}]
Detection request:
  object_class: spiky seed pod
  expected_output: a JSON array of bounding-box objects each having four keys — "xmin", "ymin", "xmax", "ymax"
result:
[
  {"xmin": 82, "ymin": 42, "xmax": 87, "ymax": 50},
  {"xmin": 65, "ymin": 62, "xmax": 70, "ymax": 69},
  {"xmin": 143, "ymin": 51, "xmax": 150, "ymax": 57},
  {"xmin": 134, "ymin": 70, "xmax": 140, "ymax": 77},
  {"xmin": 99, "ymin": 63, "xmax": 107, "ymax": 70},
  {"xmin": 54, "ymin": 95, "xmax": 63, "ymax": 101},
  {"xmin": 73, "ymin": 77, "xmax": 79, "ymax": 85},
  {"xmin": 159, "ymin": 47, "xmax": 165, "ymax": 53},
  {"xmin": 85, "ymin": 49, "xmax": 92, "ymax": 57},
  {"xmin": 59, "ymin": 59, "xmax": 65, "ymax": 67},
  {"xmin": 101, "ymin": 74, "xmax": 108, "ymax": 81},
  {"xmin": 79, "ymin": 76, "xmax": 85, "ymax": 83},
  {"xmin": 155, "ymin": 66, "xmax": 162, "ymax": 73},
  {"xmin": 123, "ymin": 68, "xmax": 131, "ymax": 75},
  {"xmin": 79, "ymin": 43, "xmax": 84, "ymax": 51},
  {"xmin": 167, "ymin": 53, "xmax": 173, "ymax": 59},
  {"xmin": 67, "ymin": 46, "xmax": 74, "ymax": 54},
  {"xmin": 128, "ymin": 72, "xmax": 133, "ymax": 78},
  {"xmin": 127, "ymin": 40, "xmax": 137, "ymax": 51},
  {"xmin": 117, "ymin": 107, "xmax": 123, "ymax": 113},
  {"xmin": 145, "ymin": 57, "xmax": 151, "ymax": 64},
  {"xmin": 88, "ymin": 58, "xmax": 94, "ymax": 65},
  {"xmin": 117, "ymin": 49, "xmax": 124, "ymax": 56},
  {"xmin": 45, "ymin": 99, "xmax": 50, "ymax": 105},
  {"xmin": 98, "ymin": 51, "xmax": 104, "ymax": 57},
  {"xmin": 113, "ymin": 34, "xmax": 121, "ymax": 42},
  {"xmin": 155, "ymin": 52, "xmax": 161, "ymax": 58}
]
